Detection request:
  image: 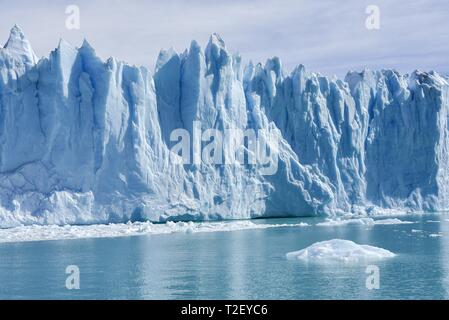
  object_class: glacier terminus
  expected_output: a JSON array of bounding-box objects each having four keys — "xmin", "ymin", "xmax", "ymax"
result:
[{"xmin": 0, "ymin": 25, "xmax": 448, "ymax": 228}]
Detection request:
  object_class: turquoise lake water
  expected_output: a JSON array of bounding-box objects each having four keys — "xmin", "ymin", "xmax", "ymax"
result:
[{"xmin": 1, "ymin": 214, "xmax": 449, "ymax": 299}]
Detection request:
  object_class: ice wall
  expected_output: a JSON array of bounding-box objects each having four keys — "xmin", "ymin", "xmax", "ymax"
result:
[{"xmin": 0, "ymin": 27, "xmax": 448, "ymax": 227}]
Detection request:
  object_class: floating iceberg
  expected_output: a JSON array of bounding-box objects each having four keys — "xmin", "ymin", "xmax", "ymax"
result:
[
  {"xmin": 1, "ymin": 25, "xmax": 449, "ymax": 227},
  {"xmin": 286, "ymin": 239, "xmax": 396, "ymax": 263}
]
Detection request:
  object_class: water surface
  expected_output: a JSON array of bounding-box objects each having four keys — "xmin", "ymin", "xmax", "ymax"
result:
[{"xmin": 1, "ymin": 214, "xmax": 448, "ymax": 299}]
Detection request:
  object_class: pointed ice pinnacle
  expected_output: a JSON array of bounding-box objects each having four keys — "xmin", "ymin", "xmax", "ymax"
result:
[
  {"xmin": 205, "ymin": 33, "xmax": 230, "ymax": 70},
  {"xmin": 57, "ymin": 38, "xmax": 73, "ymax": 51},
  {"xmin": 79, "ymin": 38, "xmax": 95, "ymax": 52},
  {"xmin": 205, "ymin": 33, "xmax": 226, "ymax": 57},
  {"xmin": 208, "ymin": 33, "xmax": 226, "ymax": 49},
  {"xmin": 3, "ymin": 24, "xmax": 39, "ymax": 65},
  {"xmin": 155, "ymin": 47, "xmax": 178, "ymax": 73}
]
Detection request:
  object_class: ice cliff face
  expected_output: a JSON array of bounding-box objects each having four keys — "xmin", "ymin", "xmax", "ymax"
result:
[{"xmin": 0, "ymin": 26, "xmax": 448, "ymax": 227}]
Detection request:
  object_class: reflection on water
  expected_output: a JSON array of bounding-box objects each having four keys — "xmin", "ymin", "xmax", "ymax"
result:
[
  {"xmin": 439, "ymin": 218, "xmax": 449, "ymax": 299},
  {"xmin": 1, "ymin": 214, "xmax": 449, "ymax": 299}
]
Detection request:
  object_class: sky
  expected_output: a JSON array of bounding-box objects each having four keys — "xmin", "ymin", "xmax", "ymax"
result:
[{"xmin": 0, "ymin": 0, "xmax": 448, "ymax": 77}]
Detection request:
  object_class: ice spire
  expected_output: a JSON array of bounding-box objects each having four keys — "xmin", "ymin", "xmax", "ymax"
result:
[{"xmin": 3, "ymin": 24, "xmax": 39, "ymax": 65}]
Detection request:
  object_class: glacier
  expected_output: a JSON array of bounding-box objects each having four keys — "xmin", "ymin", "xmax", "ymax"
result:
[{"xmin": 0, "ymin": 25, "xmax": 448, "ymax": 228}]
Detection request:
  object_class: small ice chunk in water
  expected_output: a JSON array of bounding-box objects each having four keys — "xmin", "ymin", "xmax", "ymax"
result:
[
  {"xmin": 317, "ymin": 218, "xmax": 413, "ymax": 227},
  {"xmin": 429, "ymin": 233, "xmax": 442, "ymax": 238},
  {"xmin": 374, "ymin": 218, "xmax": 413, "ymax": 225},
  {"xmin": 286, "ymin": 239, "xmax": 395, "ymax": 263}
]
